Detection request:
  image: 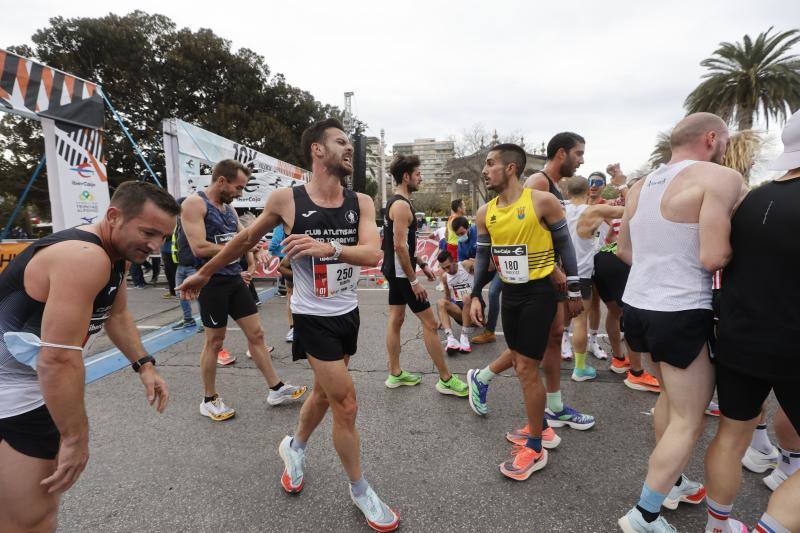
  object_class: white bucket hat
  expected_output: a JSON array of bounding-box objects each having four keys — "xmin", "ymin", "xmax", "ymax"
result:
[{"xmin": 768, "ymin": 108, "xmax": 800, "ymax": 171}]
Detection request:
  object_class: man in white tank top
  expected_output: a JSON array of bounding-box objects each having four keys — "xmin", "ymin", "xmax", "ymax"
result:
[
  {"xmin": 616, "ymin": 113, "xmax": 748, "ymax": 533},
  {"xmin": 563, "ymin": 177, "xmax": 624, "ymax": 383},
  {"xmin": 434, "ymin": 250, "xmax": 476, "ymax": 354}
]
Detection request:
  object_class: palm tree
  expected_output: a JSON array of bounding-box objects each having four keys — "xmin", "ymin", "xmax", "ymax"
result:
[{"xmin": 685, "ymin": 27, "xmax": 800, "ymax": 130}]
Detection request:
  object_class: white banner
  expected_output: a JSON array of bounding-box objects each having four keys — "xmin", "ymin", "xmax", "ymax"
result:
[
  {"xmin": 42, "ymin": 118, "xmax": 110, "ymax": 229},
  {"xmin": 163, "ymin": 118, "xmax": 308, "ymax": 207}
]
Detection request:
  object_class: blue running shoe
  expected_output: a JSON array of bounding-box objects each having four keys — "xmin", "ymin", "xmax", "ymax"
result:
[
  {"xmin": 467, "ymin": 368, "xmax": 489, "ymax": 416},
  {"xmin": 545, "ymin": 405, "xmax": 596, "ymax": 430},
  {"xmin": 571, "ymin": 364, "xmax": 597, "ymax": 382}
]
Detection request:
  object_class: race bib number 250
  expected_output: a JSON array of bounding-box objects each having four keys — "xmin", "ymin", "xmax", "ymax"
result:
[
  {"xmin": 312, "ymin": 258, "xmax": 360, "ymax": 298},
  {"xmin": 491, "ymin": 244, "xmax": 528, "ymax": 284}
]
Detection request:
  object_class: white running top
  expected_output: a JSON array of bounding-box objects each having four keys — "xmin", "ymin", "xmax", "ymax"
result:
[
  {"xmin": 622, "ymin": 160, "xmax": 712, "ymax": 311},
  {"xmin": 565, "ymin": 203, "xmax": 597, "ymax": 279},
  {"xmin": 445, "ymin": 262, "xmax": 474, "ymax": 302}
]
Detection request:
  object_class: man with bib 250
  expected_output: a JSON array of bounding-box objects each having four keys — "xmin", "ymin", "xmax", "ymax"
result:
[
  {"xmin": 0, "ymin": 181, "xmax": 174, "ymax": 532},
  {"xmin": 178, "ymin": 119, "xmax": 399, "ymax": 532},
  {"xmin": 181, "ymin": 159, "xmax": 306, "ymax": 422},
  {"xmin": 469, "ymin": 143, "xmax": 583, "ymax": 480}
]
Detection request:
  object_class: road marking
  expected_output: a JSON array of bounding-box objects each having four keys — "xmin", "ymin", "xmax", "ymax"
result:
[{"xmin": 136, "ymin": 325, "xmax": 160, "ymax": 330}]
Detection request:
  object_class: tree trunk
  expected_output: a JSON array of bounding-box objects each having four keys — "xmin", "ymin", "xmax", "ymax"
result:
[{"xmin": 737, "ymin": 108, "xmax": 754, "ymax": 131}]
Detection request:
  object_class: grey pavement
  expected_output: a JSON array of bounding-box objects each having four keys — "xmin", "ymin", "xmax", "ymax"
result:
[{"xmin": 61, "ymin": 280, "xmax": 776, "ymax": 532}]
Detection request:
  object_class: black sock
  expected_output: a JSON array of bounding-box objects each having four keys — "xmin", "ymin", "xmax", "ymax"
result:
[
  {"xmin": 636, "ymin": 506, "xmax": 660, "ymax": 523},
  {"xmin": 630, "ymin": 368, "xmax": 644, "ymax": 377},
  {"xmin": 674, "ymin": 475, "xmax": 683, "ymax": 487},
  {"xmin": 204, "ymin": 394, "xmax": 217, "ymax": 403},
  {"xmin": 270, "ymin": 381, "xmax": 285, "ymax": 391}
]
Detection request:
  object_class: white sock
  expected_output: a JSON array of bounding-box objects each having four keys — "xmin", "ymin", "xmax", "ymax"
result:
[
  {"xmin": 444, "ymin": 328, "xmax": 453, "ymax": 337},
  {"xmin": 778, "ymin": 447, "xmax": 800, "ymax": 476},
  {"xmin": 705, "ymin": 496, "xmax": 733, "ymax": 533},
  {"xmin": 460, "ymin": 333, "xmax": 469, "ymax": 345},
  {"xmin": 750, "ymin": 424, "xmax": 774, "ymax": 455},
  {"xmin": 589, "ymin": 329, "xmax": 598, "ymax": 343}
]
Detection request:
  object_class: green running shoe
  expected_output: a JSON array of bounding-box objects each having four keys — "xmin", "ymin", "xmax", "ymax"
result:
[
  {"xmin": 384, "ymin": 370, "xmax": 422, "ymax": 388},
  {"xmin": 436, "ymin": 374, "xmax": 468, "ymax": 397}
]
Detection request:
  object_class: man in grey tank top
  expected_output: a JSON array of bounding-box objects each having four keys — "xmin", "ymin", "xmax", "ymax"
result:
[
  {"xmin": 616, "ymin": 113, "xmax": 747, "ymax": 533},
  {"xmin": 178, "ymin": 119, "xmax": 399, "ymax": 531}
]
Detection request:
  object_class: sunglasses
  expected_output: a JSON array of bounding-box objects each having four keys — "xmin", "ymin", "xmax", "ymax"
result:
[{"xmin": 589, "ymin": 178, "xmax": 606, "ymax": 188}]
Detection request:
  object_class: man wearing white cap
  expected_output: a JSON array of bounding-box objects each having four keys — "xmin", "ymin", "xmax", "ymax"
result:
[{"xmin": 703, "ymin": 109, "xmax": 800, "ymax": 533}]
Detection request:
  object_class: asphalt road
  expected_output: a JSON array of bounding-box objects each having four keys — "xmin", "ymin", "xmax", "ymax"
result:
[{"xmin": 60, "ymin": 280, "xmax": 777, "ymax": 532}]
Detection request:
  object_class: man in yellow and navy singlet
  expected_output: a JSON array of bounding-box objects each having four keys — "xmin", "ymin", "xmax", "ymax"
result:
[{"xmin": 469, "ymin": 143, "xmax": 583, "ymax": 482}]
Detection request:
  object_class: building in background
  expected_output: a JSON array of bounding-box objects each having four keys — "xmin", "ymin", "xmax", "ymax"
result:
[
  {"xmin": 392, "ymin": 138, "xmax": 455, "ymax": 196},
  {"xmin": 365, "ymin": 136, "xmax": 390, "ymax": 191}
]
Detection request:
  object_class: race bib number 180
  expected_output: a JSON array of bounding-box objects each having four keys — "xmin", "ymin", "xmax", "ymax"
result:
[
  {"xmin": 313, "ymin": 258, "xmax": 360, "ymax": 298},
  {"xmin": 491, "ymin": 244, "xmax": 529, "ymax": 284}
]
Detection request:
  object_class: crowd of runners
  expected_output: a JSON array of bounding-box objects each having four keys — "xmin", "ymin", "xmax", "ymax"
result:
[{"xmin": 1, "ymin": 111, "xmax": 799, "ymax": 533}]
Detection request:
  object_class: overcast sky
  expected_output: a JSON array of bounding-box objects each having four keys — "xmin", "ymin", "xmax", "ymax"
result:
[{"xmin": 4, "ymin": 1, "xmax": 799, "ymax": 183}]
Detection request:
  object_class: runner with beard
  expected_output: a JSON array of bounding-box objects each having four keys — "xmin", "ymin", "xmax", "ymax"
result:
[
  {"xmin": 469, "ymin": 143, "xmax": 582, "ymax": 479},
  {"xmin": 178, "ymin": 118, "xmax": 399, "ymax": 531}
]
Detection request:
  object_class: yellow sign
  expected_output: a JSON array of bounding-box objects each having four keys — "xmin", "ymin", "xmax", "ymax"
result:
[{"xmin": 0, "ymin": 241, "xmax": 32, "ymax": 273}]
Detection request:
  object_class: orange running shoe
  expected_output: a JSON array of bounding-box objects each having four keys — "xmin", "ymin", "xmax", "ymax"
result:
[
  {"xmin": 217, "ymin": 349, "xmax": 236, "ymax": 366},
  {"xmin": 624, "ymin": 370, "xmax": 660, "ymax": 393},
  {"xmin": 500, "ymin": 445, "xmax": 548, "ymax": 481},
  {"xmin": 610, "ymin": 355, "xmax": 631, "ymax": 374},
  {"xmin": 505, "ymin": 424, "xmax": 561, "ymax": 449}
]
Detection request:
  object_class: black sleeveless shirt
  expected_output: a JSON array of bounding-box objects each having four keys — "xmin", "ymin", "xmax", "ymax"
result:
[
  {"xmin": 381, "ymin": 194, "xmax": 417, "ymax": 278},
  {"xmin": 0, "ymin": 228, "xmax": 126, "ymax": 345}
]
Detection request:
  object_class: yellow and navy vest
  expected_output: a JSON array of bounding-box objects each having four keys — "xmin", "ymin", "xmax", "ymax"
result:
[{"xmin": 485, "ymin": 189, "xmax": 555, "ymax": 281}]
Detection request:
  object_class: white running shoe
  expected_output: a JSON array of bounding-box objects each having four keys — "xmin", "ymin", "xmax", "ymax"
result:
[
  {"xmin": 704, "ymin": 518, "xmax": 748, "ymax": 533},
  {"xmin": 267, "ymin": 383, "xmax": 308, "ymax": 406},
  {"xmin": 459, "ymin": 340, "xmax": 472, "ymax": 353},
  {"xmin": 763, "ymin": 467, "xmax": 789, "ymax": 491},
  {"xmin": 742, "ymin": 445, "xmax": 780, "ymax": 473},
  {"xmin": 278, "ymin": 435, "xmax": 305, "ymax": 493},
  {"xmin": 445, "ymin": 336, "xmax": 461, "ymax": 355},
  {"xmin": 561, "ymin": 332, "xmax": 573, "ymax": 360},
  {"xmin": 618, "ymin": 507, "xmax": 677, "ymax": 532},
  {"xmin": 199, "ymin": 396, "xmax": 235, "ymax": 421},
  {"xmin": 349, "ymin": 484, "xmax": 400, "ymax": 532},
  {"xmin": 285, "ymin": 327, "xmax": 294, "ymax": 342},
  {"xmin": 588, "ymin": 337, "xmax": 608, "ymax": 360},
  {"xmin": 663, "ymin": 474, "xmax": 706, "ymax": 509}
]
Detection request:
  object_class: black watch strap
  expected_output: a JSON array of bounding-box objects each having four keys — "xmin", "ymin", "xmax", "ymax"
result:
[{"xmin": 132, "ymin": 355, "xmax": 156, "ymax": 373}]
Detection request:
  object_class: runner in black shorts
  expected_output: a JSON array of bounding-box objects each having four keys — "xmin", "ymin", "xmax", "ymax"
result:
[
  {"xmin": 381, "ymin": 154, "xmax": 467, "ymax": 396},
  {"xmin": 704, "ymin": 119, "xmax": 800, "ymax": 533},
  {"xmin": 181, "ymin": 159, "xmax": 305, "ymax": 422}
]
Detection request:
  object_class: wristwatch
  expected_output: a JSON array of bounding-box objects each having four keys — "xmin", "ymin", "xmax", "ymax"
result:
[
  {"xmin": 131, "ymin": 355, "xmax": 156, "ymax": 373},
  {"xmin": 567, "ymin": 281, "xmax": 582, "ymax": 299},
  {"xmin": 330, "ymin": 240, "xmax": 343, "ymax": 260}
]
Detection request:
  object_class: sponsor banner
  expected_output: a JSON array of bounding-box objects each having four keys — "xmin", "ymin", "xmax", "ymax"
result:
[
  {"xmin": 42, "ymin": 118, "xmax": 110, "ymax": 229},
  {"xmin": 0, "ymin": 241, "xmax": 32, "ymax": 273},
  {"xmin": 0, "ymin": 49, "xmax": 104, "ymax": 130},
  {"xmin": 163, "ymin": 118, "xmax": 308, "ymax": 205}
]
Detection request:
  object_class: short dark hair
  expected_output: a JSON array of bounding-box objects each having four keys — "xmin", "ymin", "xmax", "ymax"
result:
[
  {"xmin": 111, "ymin": 181, "xmax": 181, "ymax": 219},
  {"xmin": 437, "ymin": 249, "xmax": 454, "ymax": 264},
  {"xmin": 300, "ymin": 118, "xmax": 346, "ymax": 166},
  {"xmin": 212, "ymin": 159, "xmax": 251, "ymax": 182},
  {"xmin": 490, "ymin": 143, "xmax": 526, "ymax": 177},
  {"xmin": 566, "ymin": 176, "xmax": 589, "ymax": 197},
  {"xmin": 450, "ymin": 199, "xmax": 464, "ymax": 212},
  {"xmin": 546, "ymin": 132, "xmax": 585, "ymax": 160},
  {"xmin": 389, "ymin": 154, "xmax": 420, "ymax": 185},
  {"xmin": 451, "ymin": 216, "xmax": 469, "ymax": 232}
]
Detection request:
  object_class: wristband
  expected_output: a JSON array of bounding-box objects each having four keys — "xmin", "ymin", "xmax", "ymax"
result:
[
  {"xmin": 132, "ymin": 355, "xmax": 156, "ymax": 373},
  {"xmin": 409, "ymin": 278, "xmax": 420, "ymax": 287},
  {"xmin": 567, "ymin": 290, "xmax": 582, "ymax": 299},
  {"xmin": 419, "ymin": 262, "xmax": 428, "ymax": 269}
]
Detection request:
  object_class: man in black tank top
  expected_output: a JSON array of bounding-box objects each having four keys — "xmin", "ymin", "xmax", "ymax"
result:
[
  {"xmin": 177, "ymin": 119, "xmax": 399, "ymax": 531},
  {"xmin": 381, "ymin": 154, "xmax": 468, "ymax": 397},
  {"xmin": 181, "ymin": 159, "xmax": 306, "ymax": 422},
  {"xmin": 0, "ymin": 181, "xmax": 176, "ymax": 532}
]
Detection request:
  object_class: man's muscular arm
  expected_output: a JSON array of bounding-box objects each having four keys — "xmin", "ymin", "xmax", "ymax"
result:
[
  {"xmin": 616, "ymin": 179, "xmax": 643, "ymax": 266},
  {"xmin": 698, "ymin": 167, "xmax": 746, "ymax": 272},
  {"xmin": 576, "ymin": 205, "xmax": 625, "ymax": 240},
  {"xmin": 181, "ymin": 195, "xmax": 222, "ymax": 259}
]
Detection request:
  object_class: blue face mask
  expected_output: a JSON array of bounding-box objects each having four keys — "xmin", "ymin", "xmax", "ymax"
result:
[
  {"xmin": 457, "ymin": 233, "xmax": 470, "ymax": 243},
  {"xmin": 3, "ymin": 332, "xmax": 83, "ymax": 371}
]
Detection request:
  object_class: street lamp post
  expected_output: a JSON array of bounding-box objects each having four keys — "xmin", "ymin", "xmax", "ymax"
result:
[{"xmin": 379, "ymin": 129, "xmax": 386, "ymax": 208}]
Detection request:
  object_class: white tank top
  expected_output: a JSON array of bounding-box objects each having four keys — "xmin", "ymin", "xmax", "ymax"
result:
[
  {"xmin": 565, "ymin": 203, "xmax": 597, "ymax": 279},
  {"xmin": 622, "ymin": 160, "xmax": 712, "ymax": 311},
  {"xmin": 446, "ymin": 262, "xmax": 474, "ymax": 302}
]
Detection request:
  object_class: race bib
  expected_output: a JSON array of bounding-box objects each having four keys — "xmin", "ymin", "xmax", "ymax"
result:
[
  {"xmin": 313, "ymin": 258, "xmax": 360, "ymax": 298},
  {"xmin": 450, "ymin": 283, "xmax": 471, "ymax": 302},
  {"xmin": 491, "ymin": 244, "xmax": 529, "ymax": 284},
  {"xmin": 214, "ymin": 232, "xmax": 239, "ymax": 265}
]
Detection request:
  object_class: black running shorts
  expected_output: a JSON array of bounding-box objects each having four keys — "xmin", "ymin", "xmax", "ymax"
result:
[
  {"xmin": 292, "ymin": 308, "xmax": 360, "ymax": 362},
  {"xmin": 593, "ymin": 251, "xmax": 630, "ymax": 306},
  {"xmin": 622, "ymin": 305, "xmax": 714, "ymax": 369},
  {"xmin": 386, "ymin": 275, "xmax": 431, "ymax": 314},
  {"xmin": 197, "ymin": 274, "xmax": 258, "ymax": 328},
  {"xmin": 717, "ymin": 362, "xmax": 800, "ymax": 433},
  {"xmin": 0, "ymin": 404, "xmax": 60, "ymax": 460},
  {"xmin": 501, "ymin": 278, "xmax": 557, "ymax": 360}
]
